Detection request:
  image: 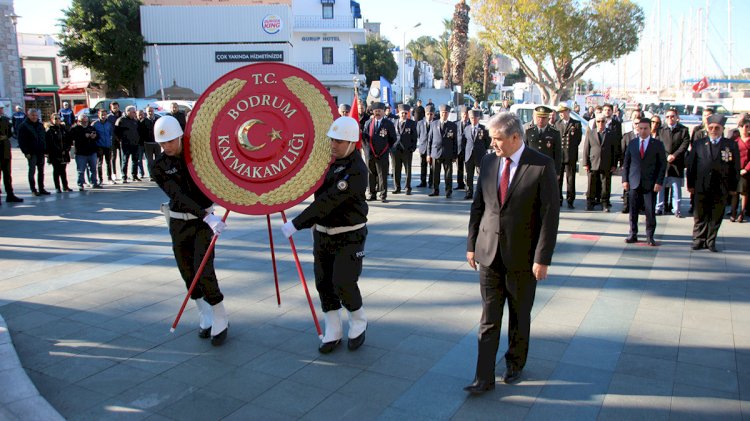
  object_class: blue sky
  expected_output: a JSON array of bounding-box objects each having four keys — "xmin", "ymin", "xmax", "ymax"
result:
[{"xmin": 15, "ymin": 0, "xmax": 749, "ymax": 88}]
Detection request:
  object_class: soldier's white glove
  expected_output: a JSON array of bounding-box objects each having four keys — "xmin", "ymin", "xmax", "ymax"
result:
[
  {"xmin": 281, "ymin": 221, "xmax": 297, "ymax": 238},
  {"xmin": 203, "ymin": 213, "xmax": 226, "ymax": 236}
]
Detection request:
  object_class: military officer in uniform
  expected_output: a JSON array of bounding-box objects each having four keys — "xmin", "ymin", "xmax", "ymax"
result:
[
  {"xmin": 687, "ymin": 114, "xmax": 739, "ymax": 252},
  {"xmin": 361, "ymin": 102, "xmax": 396, "ymax": 202},
  {"xmin": 462, "ymin": 109, "xmax": 489, "ymax": 200},
  {"xmin": 427, "ymin": 104, "xmax": 458, "ymax": 198},
  {"xmin": 392, "ymin": 104, "xmax": 418, "ymax": 195},
  {"xmin": 152, "ymin": 116, "xmax": 229, "ymax": 346},
  {"xmin": 555, "ymin": 103, "xmax": 582, "ymax": 208},
  {"xmin": 282, "ymin": 116, "xmax": 369, "ymax": 353},
  {"xmin": 525, "ymin": 106, "xmax": 562, "ymax": 179},
  {"xmin": 455, "ymin": 106, "xmax": 470, "ymax": 190},
  {"xmin": 416, "ymin": 105, "xmax": 435, "ymax": 188}
]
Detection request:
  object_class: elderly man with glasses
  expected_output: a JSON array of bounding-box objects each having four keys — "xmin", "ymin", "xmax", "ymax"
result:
[{"xmin": 583, "ymin": 114, "xmax": 618, "ymax": 211}]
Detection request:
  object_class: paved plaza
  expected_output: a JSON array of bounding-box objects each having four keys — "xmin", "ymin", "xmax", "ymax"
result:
[{"xmin": 1, "ymin": 148, "xmax": 749, "ymax": 420}]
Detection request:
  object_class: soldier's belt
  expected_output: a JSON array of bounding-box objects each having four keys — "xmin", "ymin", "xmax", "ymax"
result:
[
  {"xmin": 315, "ymin": 223, "xmax": 365, "ymax": 235},
  {"xmin": 168, "ymin": 206, "xmax": 214, "ymax": 221}
]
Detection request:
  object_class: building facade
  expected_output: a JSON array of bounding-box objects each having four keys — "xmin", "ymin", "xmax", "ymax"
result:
[
  {"xmin": 140, "ymin": 0, "xmax": 365, "ymax": 106},
  {"xmin": 0, "ymin": 0, "xmax": 24, "ymax": 114}
]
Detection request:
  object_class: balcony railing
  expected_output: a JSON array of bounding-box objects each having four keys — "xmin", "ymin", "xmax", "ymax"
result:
[
  {"xmin": 294, "ymin": 61, "xmax": 357, "ymax": 76},
  {"xmin": 294, "ymin": 15, "xmax": 358, "ymax": 29}
]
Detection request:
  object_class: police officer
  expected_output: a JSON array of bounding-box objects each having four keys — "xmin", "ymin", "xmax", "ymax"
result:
[
  {"xmin": 525, "ymin": 106, "xmax": 562, "ymax": 178},
  {"xmin": 281, "ymin": 116, "xmax": 369, "ymax": 354},
  {"xmin": 687, "ymin": 114, "xmax": 739, "ymax": 252},
  {"xmin": 361, "ymin": 102, "xmax": 396, "ymax": 202},
  {"xmin": 428, "ymin": 104, "xmax": 458, "ymax": 198},
  {"xmin": 59, "ymin": 101, "xmax": 74, "ymax": 128},
  {"xmin": 392, "ymin": 104, "xmax": 418, "ymax": 194},
  {"xmin": 152, "ymin": 116, "xmax": 229, "ymax": 346},
  {"xmin": 555, "ymin": 103, "xmax": 582, "ymax": 208},
  {"xmin": 462, "ymin": 109, "xmax": 489, "ymax": 200}
]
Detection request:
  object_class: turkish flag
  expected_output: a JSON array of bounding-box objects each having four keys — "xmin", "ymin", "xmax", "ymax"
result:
[
  {"xmin": 349, "ymin": 95, "xmax": 362, "ymax": 149},
  {"xmin": 693, "ymin": 76, "xmax": 709, "ymax": 93}
]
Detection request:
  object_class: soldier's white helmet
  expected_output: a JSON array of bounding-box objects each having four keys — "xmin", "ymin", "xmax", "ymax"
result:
[
  {"xmin": 154, "ymin": 115, "xmax": 183, "ymax": 143},
  {"xmin": 326, "ymin": 116, "xmax": 359, "ymax": 142}
]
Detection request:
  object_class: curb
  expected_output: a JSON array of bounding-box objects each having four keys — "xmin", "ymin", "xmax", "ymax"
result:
[{"xmin": 0, "ymin": 314, "xmax": 64, "ymax": 421}]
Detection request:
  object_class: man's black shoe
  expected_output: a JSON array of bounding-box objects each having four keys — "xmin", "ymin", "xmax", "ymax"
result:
[
  {"xmin": 621, "ymin": 207, "xmax": 629, "ymax": 213},
  {"xmin": 211, "ymin": 327, "xmax": 228, "ymax": 346},
  {"xmin": 585, "ymin": 205, "xmax": 594, "ymax": 211},
  {"xmin": 39, "ymin": 190, "xmax": 51, "ymax": 195},
  {"xmin": 6, "ymin": 195, "xmax": 23, "ymax": 203},
  {"xmin": 318, "ymin": 339, "xmax": 341, "ymax": 354},
  {"xmin": 464, "ymin": 194, "xmax": 473, "ymax": 200},
  {"xmin": 348, "ymin": 330, "xmax": 366, "ymax": 350},
  {"xmin": 708, "ymin": 245, "xmax": 719, "ymax": 252},
  {"xmin": 456, "ymin": 185, "xmax": 465, "ymax": 190},
  {"xmin": 463, "ymin": 380, "xmax": 495, "ymax": 395},
  {"xmin": 415, "ymin": 183, "xmax": 426, "ymax": 188},
  {"xmin": 198, "ymin": 327, "xmax": 211, "ymax": 339},
  {"xmin": 392, "ymin": 189, "xmax": 401, "ymax": 194},
  {"xmin": 646, "ymin": 237, "xmax": 657, "ymax": 247},
  {"xmin": 405, "ymin": 189, "xmax": 412, "ymax": 195},
  {"xmin": 656, "ymin": 210, "xmax": 664, "ymax": 215},
  {"xmin": 446, "ymin": 192, "xmax": 452, "ymax": 198},
  {"xmin": 567, "ymin": 202, "xmax": 575, "ymax": 209},
  {"xmin": 625, "ymin": 236, "xmax": 638, "ymax": 244},
  {"xmin": 380, "ymin": 198, "xmax": 388, "ymax": 203},
  {"xmin": 691, "ymin": 243, "xmax": 705, "ymax": 250},
  {"xmin": 501, "ymin": 368, "xmax": 522, "ymax": 384},
  {"xmin": 428, "ymin": 191, "xmax": 439, "ymax": 197}
]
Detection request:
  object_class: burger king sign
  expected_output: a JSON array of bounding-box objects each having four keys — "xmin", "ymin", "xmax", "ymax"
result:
[{"xmin": 262, "ymin": 14, "xmax": 282, "ymax": 35}]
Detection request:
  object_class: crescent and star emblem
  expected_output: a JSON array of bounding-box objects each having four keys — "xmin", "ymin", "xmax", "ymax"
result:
[{"xmin": 237, "ymin": 119, "xmax": 283, "ymax": 152}]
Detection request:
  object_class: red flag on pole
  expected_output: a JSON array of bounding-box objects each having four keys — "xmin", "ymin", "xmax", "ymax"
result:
[
  {"xmin": 349, "ymin": 95, "xmax": 362, "ymax": 149},
  {"xmin": 693, "ymin": 76, "xmax": 709, "ymax": 93}
]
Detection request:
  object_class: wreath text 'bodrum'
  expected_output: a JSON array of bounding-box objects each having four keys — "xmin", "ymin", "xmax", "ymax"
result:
[{"xmin": 184, "ymin": 63, "xmax": 337, "ymax": 215}]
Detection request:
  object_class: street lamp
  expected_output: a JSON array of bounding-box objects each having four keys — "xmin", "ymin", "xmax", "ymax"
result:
[{"xmin": 401, "ymin": 22, "xmax": 421, "ymax": 104}]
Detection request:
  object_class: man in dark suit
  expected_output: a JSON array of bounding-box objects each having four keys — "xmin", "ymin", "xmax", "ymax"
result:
[
  {"xmin": 464, "ymin": 112, "xmax": 560, "ymax": 394},
  {"xmin": 687, "ymin": 114, "xmax": 740, "ymax": 252},
  {"xmin": 361, "ymin": 102, "xmax": 397, "ymax": 202},
  {"xmin": 455, "ymin": 106, "xmax": 470, "ymax": 190},
  {"xmin": 656, "ymin": 108, "xmax": 691, "ymax": 217},
  {"xmin": 688, "ymin": 107, "xmax": 714, "ymax": 214},
  {"xmin": 622, "ymin": 118, "xmax": 666, "ymax": 246},
  {"xmin": 619, "ymin": 110, "xmax": 643, "ymax": 213},
  {"xmin": 413, "ymin": 99, "xmax": 425, "ymax": 122},
  {"xmin": 583, "ymin": 114, "xmax": 618, "ymax": 211},
  {"xmin": 416, "ymin": 105, "xmax": 435, "ymax": 188},
  {"xmin": 525, "ymin": 106, "xmax": 562, "ymax": 178},
  {"xmin": 555, "ymin": 103, "xmax": 582, "ymax": 208},
  {"xmin": 462, "ymin": 109, "xmax": 490, "ymax": 200},
  {"xmin": 427, "ymin": 104, "xmax": 458, "ymax": 198},
  {"xmin": 391, "ymin": 104, "xmax": 418, "ymax": 195}
]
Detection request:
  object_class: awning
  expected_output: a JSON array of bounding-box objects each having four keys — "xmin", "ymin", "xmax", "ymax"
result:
[
  {"xmin": 25, "ymin": 84, "xmax": 59, "ymax": 92},
  {"xmin": 351, "ymin": 1, "xmax": 361, "ymax": 18},
  {"xmin": 58, "ymin": 81, "xmax": 91, "ymax": 95},
  {"xmin": 25, "ymin": 92, "xmax": 55, "ymax": 97}
]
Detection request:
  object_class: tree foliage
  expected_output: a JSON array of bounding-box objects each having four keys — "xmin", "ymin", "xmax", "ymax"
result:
[
  {"xmin": 449, "ymin": 0, "xmax": 470, "ymax": 87},
  {"xmin": 408, "ymin": 36, "xmax": 442, "ymax": 80},
  {"xmin": 355, "ymin": 35, "xmax": 398, "ymax": 85},
  {"xmin": 473, "ymin": 0, "xmax": 644, "ymax": 104},
  {"xmin": 58, "ymin": 0, "xmax": 146, "ymax": 96}
]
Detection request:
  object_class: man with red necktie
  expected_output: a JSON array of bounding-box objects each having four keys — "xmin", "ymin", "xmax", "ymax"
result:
[{"xmin": 464, "ymin": 112, "xmax": 560, "ymax": 394}]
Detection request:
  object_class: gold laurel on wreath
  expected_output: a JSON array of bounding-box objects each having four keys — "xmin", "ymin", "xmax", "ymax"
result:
[{"xmin": 189, "ymin": 76, "xmax": 333, "ymax": 207}]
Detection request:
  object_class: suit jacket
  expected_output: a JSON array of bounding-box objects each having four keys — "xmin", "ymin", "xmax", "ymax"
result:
[
  {"xmin": 555, "ymin": 118, "xmax": 582, "ymax": 165},
  {"xmin": 393, "ymin": 119, "xmax": 418, "ymax": 153},
  {"xmin": 622, "ymin": 137, "xmax": 666, "ymax": 190},
  {"xmin": 606, "ymin": 118, "xmax": 623, "ymax": 164},
  {"xmin": 525, "ymin": 125, "xmax": 562, "ymax": 174},
  {"xmin": 467, "ymin": 148, "xmax": 560, "ymax": 277},
  {"xmin": 362, "ymin": 117, "xmax": 396, "ymax": 160},
  {"xmin": 583, "ymin": 129, "xmax": 617, "ymax": 171},
  {"xmin": 658, "ymin": 123, "xmax": 691, "ymax": 177},
  {"xmin": 619, "ymin": 131, "xmax": 636, "ymax": 167},
  {"xmin": 428, "ymin": 120, "xmax": 458, "ymax": 160},
  {"xmin": 416, "ymin": 119, "xmax": 431, "ymax": 155},
  {"xmin": 687, "ymin": 136, "xmax": 740, "ymax": 197},
  {"xmin": 462, "ymin": 123, "xmax": 490, "ymax": 164}
]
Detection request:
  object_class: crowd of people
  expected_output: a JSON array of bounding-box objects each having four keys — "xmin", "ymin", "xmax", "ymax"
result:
[{"xmin": 0, "ymin": 102, "xmax": 188, "ymax": 204}]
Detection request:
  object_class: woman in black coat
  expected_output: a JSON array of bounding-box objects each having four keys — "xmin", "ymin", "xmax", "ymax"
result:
[{"xmin": 46, "ymin": 114, "xmax": 72, "ymax": 192}]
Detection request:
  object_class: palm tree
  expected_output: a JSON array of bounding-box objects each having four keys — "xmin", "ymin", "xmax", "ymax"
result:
[
  {"xmin": 482, "ymin": 46, "xmax": 493, "ymax": 99},
  {"xmin": 439, "ymin": 18, "xmax": 452, "ymax": 89},
  {"xmin": 450, "ymin": 0, "xmax": 470, "ymax": 87}
]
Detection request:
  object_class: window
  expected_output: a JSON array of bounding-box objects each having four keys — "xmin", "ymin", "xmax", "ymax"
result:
[
  {"xmin": 62, "ymin": 65, "xmax": 69, "ymax": 79},
  {"xmin": 322, "ymin": 3, "xmax": 333, "ymax": 19},
  {"xmin": 322, "ymin": 47, "xmax": 333, "ymax": 65}
]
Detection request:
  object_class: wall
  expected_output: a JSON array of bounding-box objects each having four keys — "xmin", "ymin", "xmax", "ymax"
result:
[{"xmin": 0, "ymin": 0, "xmax": 24, "ymax": 108}]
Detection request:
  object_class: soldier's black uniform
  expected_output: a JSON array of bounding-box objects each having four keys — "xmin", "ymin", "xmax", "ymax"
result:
[
  {"xmin": 392, "ymin": 117, "xmax": 418, "ymax": 194},
  {"xmin": 362, "ymin": 116, "xmax": 396, "ymax": 201},
  {"xmin": 525, "ymin": 125, "xmax": 562, "ymax": 177},
  {"xmin": 291, "ymin": 151, "xmax": 369, "ymax": 313},
  {"xmin": 153, "ymin": 152, "xmax": 223, "ymax": 306},
  {"xmin": 555, "ymin": 118, "xmax": 582, "ymax": 206}
]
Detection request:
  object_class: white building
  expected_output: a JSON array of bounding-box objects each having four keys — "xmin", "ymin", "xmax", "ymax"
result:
[
  {"xmin": 140, "ymin": 0, "xmax": 365, "ymax": 106},
  {"xmin": 391, "ymin": 48, "xmax": 434, "ymax": 103}
]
